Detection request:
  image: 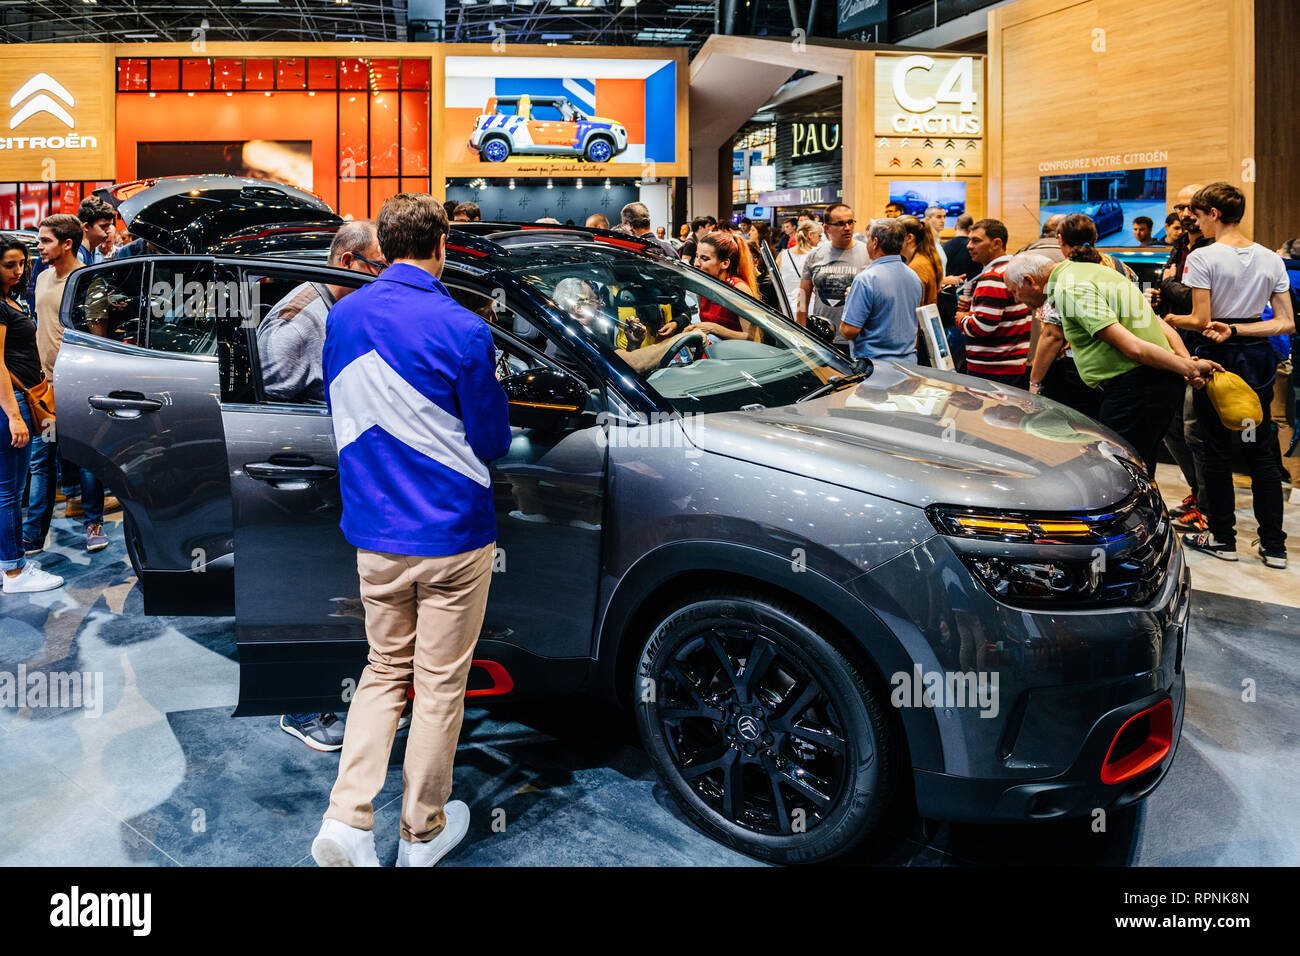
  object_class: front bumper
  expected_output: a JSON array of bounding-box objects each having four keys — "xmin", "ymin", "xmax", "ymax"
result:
[
  {"xmin": 856, "ymin": 526, "xmax": 1191, "ymax": 823},
  {"xmin": 913, "ymin": 671, "xmax": 1185, "ymax": 821}
]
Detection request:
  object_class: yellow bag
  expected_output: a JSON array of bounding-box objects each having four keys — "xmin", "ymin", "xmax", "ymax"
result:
[{"xmin": 1204, "ymin": 370, "xmax": 1263, "ymax": 431}]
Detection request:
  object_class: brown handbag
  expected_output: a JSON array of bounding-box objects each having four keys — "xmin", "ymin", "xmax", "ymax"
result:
[{"xmin": 9, "ymin": 370, "xmax": 55, "ymax": 430}]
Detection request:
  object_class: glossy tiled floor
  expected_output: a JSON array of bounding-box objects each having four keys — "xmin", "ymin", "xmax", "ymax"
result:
[{"xmin": 2, "ymin": 465, "xmax": 1297, "ymax": 866}]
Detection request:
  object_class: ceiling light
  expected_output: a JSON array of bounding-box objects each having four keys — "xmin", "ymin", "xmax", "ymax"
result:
[
  {"xmin": 546, "ymin": 179, "xmax": 553, "ymax": 189},
  {"xmin": 226, "ymin": 91, "xmax": 233, "ymax": 96},
  {"xmin": 508, "ymin": 179, "xmax": 515, "ymax": 190},
  {"xmin": 575, "ymin": 179, "xmax": 582, "ymax": 189},
  {"xmin": 604, "ymin": 178, "xmax": 611, "ymax": 190}
]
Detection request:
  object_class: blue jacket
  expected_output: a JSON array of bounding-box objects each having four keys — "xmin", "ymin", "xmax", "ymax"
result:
[{"xmin": 322, "ymin": 263, "xmax": 512, "ymax": 557}]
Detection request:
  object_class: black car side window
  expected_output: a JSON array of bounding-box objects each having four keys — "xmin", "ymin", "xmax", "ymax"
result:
[
  {"xmin": 68, "ymin": 261, "xmax": 147, "ymax": 346},
  {"xmin": 147, "ymin": 260, "xmax": 223, "ymax": 356},
  {"xmin": 245, "ymin": 271, "xmax": 368, "ymax": 405}
]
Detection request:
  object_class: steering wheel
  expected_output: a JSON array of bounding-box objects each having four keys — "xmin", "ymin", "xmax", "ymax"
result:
[{"xmin": 657, "ymin": 331, "xmax": 708, "ymax": 369}]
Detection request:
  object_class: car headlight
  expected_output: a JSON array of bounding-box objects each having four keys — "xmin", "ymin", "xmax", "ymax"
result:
[
  {"xmin": 962, "ymin": 555, "xmax": 1103, "ymax": 605},
  {"xmin": 927, "ymin": 507, "xmax": 1097, "ymax": 543}
]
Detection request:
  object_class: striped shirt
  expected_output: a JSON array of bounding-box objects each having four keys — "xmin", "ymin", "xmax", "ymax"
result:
[{"xmin": 957, "ymin": 254, "xmax": 1031, "ymax": 376}]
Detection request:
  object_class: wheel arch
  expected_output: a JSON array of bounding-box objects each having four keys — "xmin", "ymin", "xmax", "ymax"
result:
[{"xmin": 592, "ymin": 540, "xmax": 943, "ymax": 772}]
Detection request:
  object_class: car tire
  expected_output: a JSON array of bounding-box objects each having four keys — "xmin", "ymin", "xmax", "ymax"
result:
[
  {"xmin": 583, "ymin": 136, "xmax": 614, "ymax": 163},
  {"xmin": 633, "ymin": 591, "xmax": 898, "ymax": 864},
  {"xmin": 481, "ymin": 136, "xmax": 511, "ymax": 163}
]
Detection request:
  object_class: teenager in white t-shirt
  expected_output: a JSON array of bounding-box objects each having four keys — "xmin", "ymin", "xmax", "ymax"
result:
[{"xmin": 1164, "ymin": 182, "xmax": 1295, "ymax": 568}]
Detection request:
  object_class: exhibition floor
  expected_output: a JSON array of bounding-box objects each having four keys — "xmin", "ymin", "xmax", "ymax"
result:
[{"xmin": 2, "ymin": 464, "xmax": 1297, "ymax": 867}]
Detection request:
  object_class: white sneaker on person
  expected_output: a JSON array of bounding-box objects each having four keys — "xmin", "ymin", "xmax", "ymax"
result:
[
  {"xmin": 2, "ymin": 563, "xmax": 65, "ymax": 594},
  {"xmin": 311, "ymin": 818, "xmax": 381, "ymax": 867},
  {"xmin": 396, "ymin": 801, "xmax": 470, "ymax": 867}
]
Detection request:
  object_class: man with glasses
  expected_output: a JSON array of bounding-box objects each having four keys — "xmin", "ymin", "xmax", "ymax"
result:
[
  {"xmin": 258, "ymin": 220, "xmax": 385, "ymax": 406},
  {"xmin": 797, "ymin": 203, "xmax": 870, "ymax": 348}
]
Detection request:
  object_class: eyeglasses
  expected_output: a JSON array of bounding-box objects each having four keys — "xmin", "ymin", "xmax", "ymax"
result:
[
  {"xmin": 1172, "ymin": 204, "xmax": 1191, "ymax": 212},
  {"xmin": 350, "ymin": 253, "xmax": 387, "ymax": 272},
  {"xmin": 828, "ymin": 219, "xmax": 856, "ymax": 228}
]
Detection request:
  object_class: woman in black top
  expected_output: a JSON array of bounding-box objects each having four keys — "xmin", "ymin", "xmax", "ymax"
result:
[{"xmin": 1, "ymin": 235, "xmax": 63, "ymax": 592}]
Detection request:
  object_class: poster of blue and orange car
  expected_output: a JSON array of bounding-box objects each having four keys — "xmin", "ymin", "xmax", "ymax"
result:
[{"xmin": 445, "ymin": 56, "xmax": 678, "ymax": 167}]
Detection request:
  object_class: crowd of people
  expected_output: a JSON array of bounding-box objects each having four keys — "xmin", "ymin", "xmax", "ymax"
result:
[
  {"xmin": 1, "ymin": 197, "xmax": 137, "ymax": 597},
  {"xmin": 653, "ymin": 188, "xmax": 1297, "ymax": 570}
]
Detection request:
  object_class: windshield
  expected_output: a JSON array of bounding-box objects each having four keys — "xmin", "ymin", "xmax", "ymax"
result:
[{"xmin": 508, "ymin": 244, "xmax": 853, "ymax": 413}]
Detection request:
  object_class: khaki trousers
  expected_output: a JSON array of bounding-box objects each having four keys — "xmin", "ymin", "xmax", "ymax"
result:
[{"xmin": 325, "ymin": 542, "xmax": 496, "ymax": 842}]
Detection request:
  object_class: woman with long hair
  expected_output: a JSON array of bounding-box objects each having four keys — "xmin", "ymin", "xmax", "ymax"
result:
[
  {"xmin": 1, "ymin": 236, "xmax": 63, "ymax": 593},
  {"xmin": 899, "ymin": 215, "xmax": 943, "ymax": 306},
  {"xmin": 692, "ymin": 230, "xmax": 761, "ymax": 341},
  {"xmin": 777, "ymin": 220, "xmax": 823, "ymax": 315}
]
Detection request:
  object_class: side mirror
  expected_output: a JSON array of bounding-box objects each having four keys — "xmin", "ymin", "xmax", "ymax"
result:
[
  {"xmin": 501, "ymin": 367, "xmax": 587, "ymax": 430},
  {"xmin": 806, "ymin": 315, "xmax": 836, "ymax": 346}
]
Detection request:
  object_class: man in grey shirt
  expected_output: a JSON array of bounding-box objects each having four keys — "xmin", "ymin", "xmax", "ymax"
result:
[
  {"xmin": 797, "ymin": 203, "xmax": 870, "ymax": 346},
  {"xmin": 258, "ymin": 220, "xmax": 384, "ymax": 403}
]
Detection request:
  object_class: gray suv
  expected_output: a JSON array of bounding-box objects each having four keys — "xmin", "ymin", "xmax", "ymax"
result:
[{"xmin": 54, "ymin": 218, "xmax": 1189, "ymax": 864}]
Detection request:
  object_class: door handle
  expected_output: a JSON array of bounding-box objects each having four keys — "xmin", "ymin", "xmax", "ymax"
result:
[
  {"xmin": 88, "ymin": 392, "xmax": 163, "ymax": 419},
  {"xmin": 245, "ymin": 458, "xmax": 337, "ymax": 487}
]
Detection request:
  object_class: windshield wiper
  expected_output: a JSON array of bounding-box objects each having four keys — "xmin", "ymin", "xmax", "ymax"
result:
[{"xmin": 796, "ymin": 366, "xmax": 873, "ymax": 403}]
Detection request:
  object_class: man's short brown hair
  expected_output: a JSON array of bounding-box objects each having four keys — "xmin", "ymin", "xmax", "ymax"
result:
[
  {"xmin": 376, "ymin": 193, "xmax": 448, "ymax": 262},
  {"xmin": 77, "ymin": 197, "xmax": 115, "ymax": 226},
  {"xmin": 971, "ymin": 218, "xmax": 1009, "ymax": 247},
  {"xmin": 454, "ymin": 201, "xmax": 481, "ymax": 221},
  {"xmin": 40, "ymin": 213, "xmax": 83, "ymax": 249},
  {"xmin": 1190, "ymin": 181, "xmax": 1245, "ymax": 225}
]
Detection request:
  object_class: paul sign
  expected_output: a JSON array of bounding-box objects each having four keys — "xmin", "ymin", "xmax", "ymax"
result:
[{"xmin": 789, "ymin": 121, "xmax": 840, "ymax": 164}]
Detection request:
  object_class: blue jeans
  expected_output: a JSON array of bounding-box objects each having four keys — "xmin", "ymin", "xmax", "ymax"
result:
[
  {"xmin": 22, "ymin": 433, "xmax": 103, "ymax": 543},
  {"xmin": 1, "ymin": 391, "xmax": 35, "ymax": 571}
]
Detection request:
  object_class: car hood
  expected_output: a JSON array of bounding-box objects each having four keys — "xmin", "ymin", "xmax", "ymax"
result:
[
  {"xmin": 585, "ymin": 116, "xmax": 622, "ymax": 126},
  {"xmin": 679, "ymin": 361, "xmax": 1138, "ymax": 512},
  {"xmin": 113, "ymin": 174, "xmax": 343, "ymax": 255}
]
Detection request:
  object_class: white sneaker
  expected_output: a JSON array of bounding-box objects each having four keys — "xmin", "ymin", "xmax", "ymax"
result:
[
  {"xmin": 311, "ymin": 818, "xmax": 381, "ymax": 867},
  {"xmin": 396, "ymin": 801, "xmax": 470, "ymax": 867},
  {"xmin": 2, "ymin": 563, "xmax": 65, "ymax": 594}
]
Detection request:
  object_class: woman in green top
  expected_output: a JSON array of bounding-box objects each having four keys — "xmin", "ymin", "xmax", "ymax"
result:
[{"xmin": 1005, "ymin": 214, "xmax": 1220, "ymax": 476}]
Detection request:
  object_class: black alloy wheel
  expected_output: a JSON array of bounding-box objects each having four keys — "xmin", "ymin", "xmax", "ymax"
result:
[{"xmin": 635, "ymin": 593, "xmax": 897, "ymax": 864}]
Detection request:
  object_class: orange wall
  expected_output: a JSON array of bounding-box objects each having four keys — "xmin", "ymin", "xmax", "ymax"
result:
[
  {"xmin": 116, "ymin": 92, "xmax": 339, "ymax": 209},
  {"xmin": 593, "ymin": 79, "xmax": 645, "ymax": 146}
]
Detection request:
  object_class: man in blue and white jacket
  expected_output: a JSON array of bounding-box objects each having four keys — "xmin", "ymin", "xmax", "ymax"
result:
[{"xmin": 311, "ymin": 193, "xmax": 511, "ymax": 868}]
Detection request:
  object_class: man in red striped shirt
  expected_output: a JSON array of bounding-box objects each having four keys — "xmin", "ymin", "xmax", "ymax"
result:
[{"xmin": 956, "ymin": 218, "xmax": 1032, "ymax": 389}]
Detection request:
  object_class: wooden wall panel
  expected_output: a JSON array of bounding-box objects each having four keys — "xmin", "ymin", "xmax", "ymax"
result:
[{"xmin": 990, "ymin": 0, "xmax": 1256, "ymax": 248}]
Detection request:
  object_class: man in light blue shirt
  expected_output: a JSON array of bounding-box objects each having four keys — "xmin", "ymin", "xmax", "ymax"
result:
[{"xmin": 840, "ymin": 217, "xmax": 923, "ymax": 362}]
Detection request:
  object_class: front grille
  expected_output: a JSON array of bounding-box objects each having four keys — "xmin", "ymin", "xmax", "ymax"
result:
[{"xmin": 1096, "ymin": 486, "xmax": 1172, "ymax": 607}]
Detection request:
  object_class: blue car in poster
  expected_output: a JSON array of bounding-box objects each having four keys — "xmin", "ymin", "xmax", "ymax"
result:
[{"xmin": 470, "ymin": 94, "xmax": 629, "ymax": 163}]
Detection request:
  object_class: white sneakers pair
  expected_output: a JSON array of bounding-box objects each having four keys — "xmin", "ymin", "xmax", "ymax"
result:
[
  {"xmin": 311, "ymin": 801, "xmax": 471, "ymax": 867},
  {"xmin": 2, "ymin": 563, "xmax": 64, "ymax": 594}
]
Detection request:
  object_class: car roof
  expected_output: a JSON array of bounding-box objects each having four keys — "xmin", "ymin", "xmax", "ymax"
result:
[
  {"xmin": 446, "ymin": 222, "xmax": 667, "ymax": 259},
  {"xmin": 106, "ymin": 174, "xmax": 342, "ymax": 256}
]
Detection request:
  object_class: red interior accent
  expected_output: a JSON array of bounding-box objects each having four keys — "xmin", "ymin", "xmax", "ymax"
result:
[
  {"xmin": 592, "ymin": 234, "xmax": 649, "ymax": 251},
  {"xmin": 1100, "ymin": 699, "xmax": 1174, "ymax": 785},
  {"xmin": 446, "ymin": 243, "xmax": 488, "ymax": 258}
]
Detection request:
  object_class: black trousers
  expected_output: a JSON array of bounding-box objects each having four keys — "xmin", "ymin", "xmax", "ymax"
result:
[
  {"xmin": 1042, "ymin": 356, "xmax": 1102, "ymax": 420},
  {"xmin": 1095, "ymin": 365, "xmax": 1184, "ymax": 479},
  {"xmin": 1191, "ymin": 382, "xmax": 1287, "ymax": 553}
]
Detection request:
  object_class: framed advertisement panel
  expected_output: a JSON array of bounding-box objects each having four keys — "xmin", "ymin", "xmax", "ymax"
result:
[{"xmin": 443, "ymin": 46, "xmax": 688, "ymax": 178}]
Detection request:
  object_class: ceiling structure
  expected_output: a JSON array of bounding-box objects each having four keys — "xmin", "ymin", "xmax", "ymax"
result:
[{"xmin": 0, "ymin": 0, "xmax": 719, "ymax": 49}]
